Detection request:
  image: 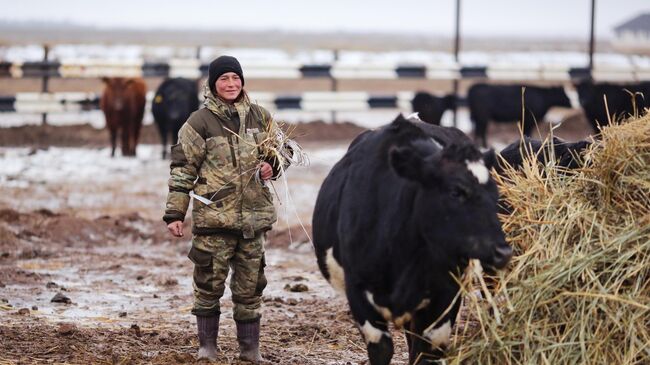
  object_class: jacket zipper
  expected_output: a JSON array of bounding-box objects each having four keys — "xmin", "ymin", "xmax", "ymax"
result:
[{"xmin": 228, "ymin": 135, "xmax": 237, "ymax": 168}]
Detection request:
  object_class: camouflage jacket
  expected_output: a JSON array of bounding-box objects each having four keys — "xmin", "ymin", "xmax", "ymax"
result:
[{"xmin": 163, "ymin": 90, "xmax": 286, "ymax": 239}]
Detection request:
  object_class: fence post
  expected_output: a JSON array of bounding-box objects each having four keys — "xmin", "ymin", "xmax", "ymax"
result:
[
  {"xmin": 452, "ymin": 0, "xmax": 462, "ymax": 128},
  {"xmin": 588, "ymin": 0, "xmax": 596, "ymax": 80},
  {"xmin": 41, "ymin": 44, "xmax": 50, "ymax": 125},
  {"xmin": 196, "ymin": 46, "xmax": 203, "ymax": 86},
  {"xmin": 330, "ymin": 49, "xmax": 339, "ymax": 123}
]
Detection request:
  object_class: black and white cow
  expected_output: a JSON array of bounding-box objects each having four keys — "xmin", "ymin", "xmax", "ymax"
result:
[
  {"xmin": 312, "ymin": 114, "xmax": 513, "ymax": 365},
  {"xmin": 576, "ymin": 80, "xmax": 650, "ymax": 133},
  {"xmin": 468, "ymin": 83, "xmax": 573, "ymax": 147},
  {"xmin": 411, "ymin": 91, "xmax": 455, "ymax": 125}
]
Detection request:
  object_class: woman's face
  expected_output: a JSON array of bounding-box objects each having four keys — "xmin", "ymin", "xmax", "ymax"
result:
[{"xmin": 215, "ymin": 72, "xmax": 242, "ymax": 102}]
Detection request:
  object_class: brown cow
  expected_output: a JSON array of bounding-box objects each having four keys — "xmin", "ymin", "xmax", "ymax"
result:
[{"xmin": 100, "ymin": 77, "xmax": 147, "ymax": 157}]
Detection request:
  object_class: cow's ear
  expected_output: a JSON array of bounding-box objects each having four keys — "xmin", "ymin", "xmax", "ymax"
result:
[
  {"xmin": 101, "ymin": 77, "xmax": 110, "ymax": 84},
  {"xmin": 482, "ymin": 149, "xmax": 496, "ymax": 170},
  {"xmin": 389, "ymin": 114, "xmax": 410, "ymax": 130},
  {"xmin": 389, "ymin": 146, "xmax": 424, "ymax": 181}
]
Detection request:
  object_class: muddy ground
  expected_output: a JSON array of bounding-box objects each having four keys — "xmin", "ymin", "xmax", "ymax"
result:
[
  {"xmin": 0, "ymin": 118, "xmax": 594, "ymax": 365},
  {"xmin": 0, "ymin": 120, "xmax": 398, "ymax": 365}
]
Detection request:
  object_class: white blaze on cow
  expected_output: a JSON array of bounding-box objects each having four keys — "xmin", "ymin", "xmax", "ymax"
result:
[
  {"xmin": 564, "ymin": 85, "xmax": 581, "ymax": 109},
  {"xmin": 466, "ymin": 160, "xmax": 489, "ymax": 184},
  {"xmin": 325, "ymin": 248, "xmax": 346, "ymax": 293},
  {"xmin": 423, "ymin": 320, "xmax": 452, "ymax": 348},
  {"xmin": 360, "ymin": 321, "xmax": 389, "ymax": 344},
  {"xmin": 365, "ymin": 291, "xmax": 392, "ymax": 321},
  {"xmin": 406, "ymin": 112, "xmax": 421, "ymax": 121}
]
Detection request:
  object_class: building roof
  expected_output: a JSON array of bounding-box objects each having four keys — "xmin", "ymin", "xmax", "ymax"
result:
[{"xmin": 614, "ymin": 13, "xmax": 650, "ymax": 34}]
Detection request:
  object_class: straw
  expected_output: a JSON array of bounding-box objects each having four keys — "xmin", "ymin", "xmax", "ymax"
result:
[{"xmin": 446, "ymin": 113, "xmax": 650, "ymax": 365}]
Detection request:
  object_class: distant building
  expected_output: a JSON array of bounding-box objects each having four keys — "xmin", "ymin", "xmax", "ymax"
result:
[{"xmin": 613, "ymin": 13, "xmax": 650, "ymax": 52}]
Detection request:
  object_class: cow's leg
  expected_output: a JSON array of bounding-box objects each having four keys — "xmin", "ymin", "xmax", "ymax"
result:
[
  {"xmin": 161, "ymin": 131, "xmax": 168, "ymax": 159},
  {"xmin": 109, "ymin": 126, "xmax": 117, "ymax": 158},
  {"xmin": 521, "ymin": 114, "xmax": 535, "ymax": 137},
  {"xmin": 171, "ymin": 119, "xmax": 182, "ymax": 145},
  {"xmin": 120, "ymin": 123, "xmax": 130, "ymax": 156},
  {"xmin": 131, "ymin": 121, "xmax": 139, "ymax": 156},
  {"xmin": 133, "ymin": 121, "xmax": 142, "ymax": 156},
  {"xmin": 346, "ymin": 284, "xmax": 393, "ymax": 365},
  {"xmin": 472, "ymin": 115, "xmax": 489, "ymax": 148},
  {"xmin": 406, "ymin": 294, "xmax": 461, "ymax": 364},
  {"xmin": 157, "ymin": 119, "xmax": 168, "ymax": 159}
]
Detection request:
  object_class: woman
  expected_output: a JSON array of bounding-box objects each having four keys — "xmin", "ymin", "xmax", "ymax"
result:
[{"xmin": 163, "ymin": 55, "xmax": 288, "ymax": 362}]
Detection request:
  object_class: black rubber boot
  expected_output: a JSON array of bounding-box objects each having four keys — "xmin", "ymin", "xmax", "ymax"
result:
[
  {"xmin": 197, "ymin": 315, "xmax": 219, "ymax": 360},
  {"xmin": 236, "ymin": 318, "xmax": 263, "ymax": 363}
]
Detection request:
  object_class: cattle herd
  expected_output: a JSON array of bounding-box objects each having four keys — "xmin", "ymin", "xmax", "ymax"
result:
[
  {"xmin": 412, "ymin": 81, "xmax": 650, "ymax": 145},
  {"xmin": 310, "ymin": 80, "xmax": 647, "ymax": 364},
  {"xmin": 101, "ymin": 77, "xmax": 648, "ymax": 159},
  {"xmin": 100, "ymin": 77, "xmax": 199, "ymax": 158},
  {"xmin": 98, "ymin": 76, "xmax": 646, "ymax": 363}
]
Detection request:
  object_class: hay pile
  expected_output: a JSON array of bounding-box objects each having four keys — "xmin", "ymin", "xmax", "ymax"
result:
[{"xmin": 449, "ymin": 115, "xmax": 650, "ymax": 364}]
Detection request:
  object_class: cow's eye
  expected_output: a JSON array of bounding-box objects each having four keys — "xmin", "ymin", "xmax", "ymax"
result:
[{"xmin": 451, "ymin": 185, "xmax": 469, "ymax": 201}]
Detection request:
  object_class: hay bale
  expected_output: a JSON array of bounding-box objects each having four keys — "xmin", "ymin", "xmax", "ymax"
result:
[{"xmin": 448, "ymin": 114, "xmax": 650, "ymax": 364}]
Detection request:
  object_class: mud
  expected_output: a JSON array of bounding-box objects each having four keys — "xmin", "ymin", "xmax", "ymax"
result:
[
  {"xmin": 0, "ymin": 207, "xmax": 408, "ymax": 365},
  {"xmin": 0, "ymin": 129, "xmax": 393, "ymax": 364},
  {"xmin": 0, "ymin": 121, "xmax": 367, "ymax": 148}
]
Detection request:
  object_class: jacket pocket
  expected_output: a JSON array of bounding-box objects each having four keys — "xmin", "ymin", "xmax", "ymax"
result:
[
  {"xmin": 206, "ymin": 136, "xmax": 232, "ymax": 168},
  {"xmin": 200, "ymin": 185, "xmax": 236, "ymax": 209},
  {"xmin": 188, "ymin": 246, "xmax": 213, "ymax": 291}
]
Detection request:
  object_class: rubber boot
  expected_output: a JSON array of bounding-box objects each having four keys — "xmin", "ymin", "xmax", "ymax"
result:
[
  {"xmin": 197, "ymin": 315, "xmax": 219, "ymax": 360},
  {"xmin": 236, "ymin": 318, "xmax": 263, "ymax": 363}
]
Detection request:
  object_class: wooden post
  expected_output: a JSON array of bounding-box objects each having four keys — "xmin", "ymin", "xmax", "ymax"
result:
[
  {"xmin": 41, "ymin": 44, "xmax": 50, "ymax": 125},
  {"xmin": 452, "ymin": 0, "xmax": 462, "ymax": 128},
  {"xmin": 331, "ymin": 49, "xmax": 339, "ymax": 123},
  {"xmin": 588, "ymin": 0, "xmax": 596, "ymax": 79}
]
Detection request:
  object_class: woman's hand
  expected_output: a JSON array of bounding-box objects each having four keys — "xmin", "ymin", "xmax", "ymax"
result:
[
  {"xmin": 259, "ymin": 162, "xmax": 273, "ymax": 181},
  {"xmin": 167, "ymin": 221, "xmax": 184, "ymax": 237}
]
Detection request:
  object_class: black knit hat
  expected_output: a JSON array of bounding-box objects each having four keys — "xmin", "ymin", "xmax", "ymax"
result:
[{"xmin": 208, "ymin": 55, "xmax": 244, "ymax": 95}]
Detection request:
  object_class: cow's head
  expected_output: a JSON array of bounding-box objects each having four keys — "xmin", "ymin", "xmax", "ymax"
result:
[
  {"xmin": 102, "ymin": 77, "xmax": 137, "ymax": 111},
  {"xmin": 410, "ymin": 92, "xmax": 456, "ymax": 125},
  {"xmin": 156, "ymin": 80, "xmax": 198, "ymax": 122},
  {"xmin": 389, "ymin": 127, "xmax": 512, "ymax": 270}
]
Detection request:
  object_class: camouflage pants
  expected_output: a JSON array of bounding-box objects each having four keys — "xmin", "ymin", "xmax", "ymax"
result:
[{"xmin": 188, "ymin": 233, "xmax": 267, "ymax": 322}]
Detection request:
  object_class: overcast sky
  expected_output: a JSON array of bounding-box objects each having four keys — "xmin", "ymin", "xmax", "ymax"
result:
[{"xmin": 2, "ymin": 0, "xmax": 648, "ymax": 39}]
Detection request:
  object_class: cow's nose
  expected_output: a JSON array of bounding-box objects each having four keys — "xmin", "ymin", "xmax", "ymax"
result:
[{"xmin": 492, "ymin": 244, "xmax": 513, "ymax": 269}]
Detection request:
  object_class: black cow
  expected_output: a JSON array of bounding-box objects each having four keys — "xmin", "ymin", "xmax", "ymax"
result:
[
  {"xmin": 494, "ymin": 137, "xmax": 591, "ymax": 215},
  {"xmin": 468, "ymin": 84, "xmax": 572, "ymax": 147},
  {"xmin": 576, "ymin": 80, "xmax": 650, "ymax": 133},
  {"xmin": 152, "ymin": 78, "xmax": 199, "ymax": 158},
  {"xmin": 495, "ymin": 136, "xmax": 591, "ymax": 176},
  {"xmin": 312, "ymin": 114, "xmax": 512, "ymax": 365},
  {"xmin": 411, "ymin": 91, "xmax": 455, "ymax": 125}
]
